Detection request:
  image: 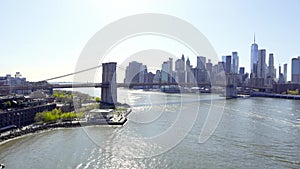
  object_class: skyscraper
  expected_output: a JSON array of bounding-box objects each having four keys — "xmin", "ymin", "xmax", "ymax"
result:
[
  {"xmin": 225, "ymin": 55, "xmax": 231, "ymax": 73},
  {"xmin": 186, "ymin": 57, "xmax": 191, "ymax": 67},
  {"xmin": 186, "ymin": 57, "xmax": 193, "ymax": 83},
  {"xmin": 283, "ymin": 63, "xmax": 287, "ymax": 82},
  {"xmin": 279, "ymin": 65, "xmax": 282, "ymax": 75},
  {"xmin": 292, "ymin": 57, "xmax": 300, "ymax": 83},
  {"xmin": 257, "ymin": 49, "xmax": 266, "ymax": 79},
  {"xmin": 175, "ymin": 55, "xmax": 185, "ymax": 83},
  {"xmin": 267, "ymin": 53, "xmax": 275, "ymax": 80},
  {"xmin": 222, "ymin": 56, "xmax": 227, "ymax": 63},
  {"xmin": 232, "ymin": 52, "xmax": 239, "ymax": 74},
  {"xmin": 197, "ymin": 56, "xmax": 206, "ymax": 70},
  {"xmin": 125, "ymin": 61, "xmax": 145, "ymax": 83},
  {"xmin": 206, "ymin": 59, "xmax": 213, "ymax": 73},
  {"xmin": 278, "ymin": 65, "xmax": 285, "ymax": 84},
  {"xmin": 250, "ymin": 35, "xmax": 258, "ymax": 74},
  {"xmin": 139, "ymin": 65, "xmax": 147, "ymax": 83},
  {"xmin": 218, "ymin": 62, "xmax": 225, "ymax": 73},
  {"xmin": 161, "ymin": 58, "xmax": 173, "ymax": 83},
  {"xmin": 239, "ymin": 67, "xmax": 245, "ymax": 75}
]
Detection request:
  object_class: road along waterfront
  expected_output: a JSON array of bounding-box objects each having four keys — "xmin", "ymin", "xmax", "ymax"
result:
[{"xmin": 0, "ymin": 88, "xmax": 300, "ymax": 168}]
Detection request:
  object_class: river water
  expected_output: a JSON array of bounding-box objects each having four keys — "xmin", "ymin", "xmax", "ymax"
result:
[{"xmin": 0, "ymin": 88, "xmax": 300, "ymax": 168}]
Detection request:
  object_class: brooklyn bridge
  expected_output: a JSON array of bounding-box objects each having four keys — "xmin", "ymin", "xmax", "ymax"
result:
[{"xmin": 2, "ymin": 62, "xmax": 295, "ymax": 108}]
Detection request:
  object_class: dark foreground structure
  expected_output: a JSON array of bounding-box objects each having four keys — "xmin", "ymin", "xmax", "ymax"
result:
[{"xmin": 0, "ymin": 96, "xmax": 56, "ymax": 130}]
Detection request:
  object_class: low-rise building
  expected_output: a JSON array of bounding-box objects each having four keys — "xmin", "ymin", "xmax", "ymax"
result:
[{"xmin": 0, "ymin": 96, "xmax": 56, "ymax": 129}]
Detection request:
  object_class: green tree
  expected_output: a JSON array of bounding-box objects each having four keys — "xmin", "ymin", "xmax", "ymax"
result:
[
  {"xmin": 44, "ymin": 111, "xmax": 56, "ymax": 122},
  {"xmin": 6, "ymin": 101, "xmax": 12, "ymax": 107},
  {"xmin": 34, "ymin": 112, "xmax": 45, "ymax": 122},
  {"xmin": 95, "ymin": 97, "xmax": 101, "ymax": 102},
  {"xmin": 52, "ymin": 108, "xmax": 62, "ymax": 116}
]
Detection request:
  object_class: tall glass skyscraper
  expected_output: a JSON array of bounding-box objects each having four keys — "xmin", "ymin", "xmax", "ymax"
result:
[
  {"xmin": 283, "ymin": 64, "xmax": 287, "ymax": 82},
  {"xmin": 268, "ymin": 53, "xmax": 275, "ymax": 79},
  {"xmin": 197, "ymin": 56, "xmax": 206, "ymax": 70},
  {"xmin": 232, "ymin": 52, "xmax": 239, "ymax": 74},
  {"xmin": 225, "ymin": 55, "xmax": 231, "ymax": 73},
  {"xmin": 250, "ymin": 35, "xmax": 258, "ymax": 74},
  {"xmin": 292, "ymin": 57, "xmax": 300, "ymax": 83},
  {"xmin": 257, "ymin": 49, "xmax": 266, "ymax": 79},
  {"xmin": 161, "ymin": 58, "xmax": 173, "ymax": 83}
]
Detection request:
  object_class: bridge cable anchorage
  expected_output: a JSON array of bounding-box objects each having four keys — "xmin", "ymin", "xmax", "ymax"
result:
[{"xmin": 38, "ymin": 65, "xmax": 103, "ymax": 82}]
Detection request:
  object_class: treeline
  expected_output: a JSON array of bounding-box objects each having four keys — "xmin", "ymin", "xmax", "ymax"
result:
[
  {"xmin": 284, "ymin": 89, "xmax": 299, "ymax": 95},
  {"xmin": 52, "ymin": 90, "xmax": 100, "ymax": 104},
  {"xmin": 52, "ymin": 91, "xmax": 73, "ymax": 103},
  {"xmin": 34, "ymin": 108, "xmax": 84, "ymax": 123}
]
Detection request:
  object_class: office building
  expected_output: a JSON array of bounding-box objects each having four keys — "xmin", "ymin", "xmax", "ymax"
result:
[
  {"xmin": 175, "ymin": 55, "xmax": 185, "ymax": 83},
  {"xmin": 250, "ymin": 35, "xmax": 258, "ymax": 74},
  {"xmin": 139, "ymin": 65, "xmax": 148, "ymax": 83},
  {"xmin": 217, "ymin": 62, "xmax": 225, "ymax": 73},
  {"xmin": 283, "ymin": 63, "xmax": 287, "ymax": 82},
  {"xmin": 267, "ymin": 53, "xmax": 275, "ymax": 80},
  {"xmin": 225, "ymin": 55, "xmax": 231, "ymax": 73},
  {"xmin": 257, "ymin": 49, "xmax": 266, "ymax": 79},
  {"xmin": 239, "ymin": 67, "xmax": 245, "ymax": 75},
  {"xmin": 161, "ymin": 58, "xmax": 173, "ymax": 83},
  {"xmin": 192, "ymin": 68, "xmax": 207, "ymax": 83},
  {"xmin": 124, "ymin": 61, "xmax": 146, "ymax": 83},
  {"xmin": 278, "ymin": 65, "xmax": 285, "ymax": 84},
  {"xmin": 292, "ymin": 57, "xmax": 300, "ymax": 83},
  {"xmin": 206, "ymin": 59, "xmax": 213, "ymax": 73},
  {"xmin": 197, "ymin": 56, "xmax": 206, "ymax": 70},
  {"xmin": 222, "ymin": 56, "xmax": 227, "ymax": 63},
  {"xmin": 0, "ymin": 72, "xmax": 30, "ymax": 95},
  {"xmin": 232, "ymin": 52, "xmax": 239, "ymax": 74},
  {"xmin": 186, "ymin": 57, "xmax": 194, "ymax": 83}
]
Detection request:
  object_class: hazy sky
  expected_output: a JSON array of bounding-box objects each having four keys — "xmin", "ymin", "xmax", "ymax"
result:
[{"xmin": 0, "ymin": 0, "xmax": 299, "ymax": 81}]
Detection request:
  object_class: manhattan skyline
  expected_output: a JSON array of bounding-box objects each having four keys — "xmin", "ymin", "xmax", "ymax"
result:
[{"xmin": 0, "ymin": 0, "xmax": 299, "ymax": 81}]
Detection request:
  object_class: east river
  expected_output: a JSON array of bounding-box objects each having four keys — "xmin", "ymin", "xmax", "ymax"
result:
[{"xmin": 0, "ymin": 88, "xmax": 300, "ymax": 168}]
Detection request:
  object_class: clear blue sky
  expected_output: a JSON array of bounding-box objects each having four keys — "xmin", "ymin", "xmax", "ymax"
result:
[{"xmin": 0, "ymin": 0, "xmax": 299, "ymax": 81}]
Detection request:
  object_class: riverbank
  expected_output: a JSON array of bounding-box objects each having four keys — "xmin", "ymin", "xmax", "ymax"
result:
[
  {"xmin": 250, "ymin": 92, "xmax": 300, "ymax": 100},
  {"xmin": 0, "ymin": 122, "xmax": 81, "ymax": 143},
  {"xmin": 0, "ymin": 120, "xmax": 128, "ymax": 143},
  {"xmin": 0, "ymin": 108, "xmax": 131, "ymax": 143}
]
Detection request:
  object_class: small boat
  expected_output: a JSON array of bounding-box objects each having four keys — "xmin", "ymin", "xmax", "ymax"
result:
[
  {"xmin": 0, "ymin": 163, "xmax": 5, "ymax": 169},
  {"xmin": 161, "ymin": 86, "xmax": 181, "ymax": 93}
]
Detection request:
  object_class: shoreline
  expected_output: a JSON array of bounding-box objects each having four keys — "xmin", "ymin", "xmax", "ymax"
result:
[
  {"xmin": 0, "ymin": 108, "xmax": 131, "ymax": 144},
  {"xmin": 0, "ymin": 120, "xmax": 128, "ymax": 144},
  {"xmin": 250, "ymin": 92, "xmax": 300, "ymax": 100},
  {"xmin": 0, "ymin": 125, "xmax": 78, "ymax": 146},
  {"xmin": 0, "ymin": 122, "xmax": 81, "ymax": 144}
]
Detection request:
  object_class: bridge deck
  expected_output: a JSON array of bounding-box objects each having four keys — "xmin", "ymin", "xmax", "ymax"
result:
[{"xmin": 0, "ymin": 82, "xmax": 272, "ymax": 90}]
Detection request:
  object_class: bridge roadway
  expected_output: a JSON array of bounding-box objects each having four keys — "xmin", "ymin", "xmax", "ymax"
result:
[{"xmin": 0, "ymin": 82, "xmax": 272, "ymax": 90}]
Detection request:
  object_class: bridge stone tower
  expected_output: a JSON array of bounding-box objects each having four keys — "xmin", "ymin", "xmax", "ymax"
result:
[
  {"xmin": 225, "ymin": 74, "xmax": 237, "ymax": 98},
  {"xmin": 100, "ymin": 62, "xmax": 117, "ymax": 109}
]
